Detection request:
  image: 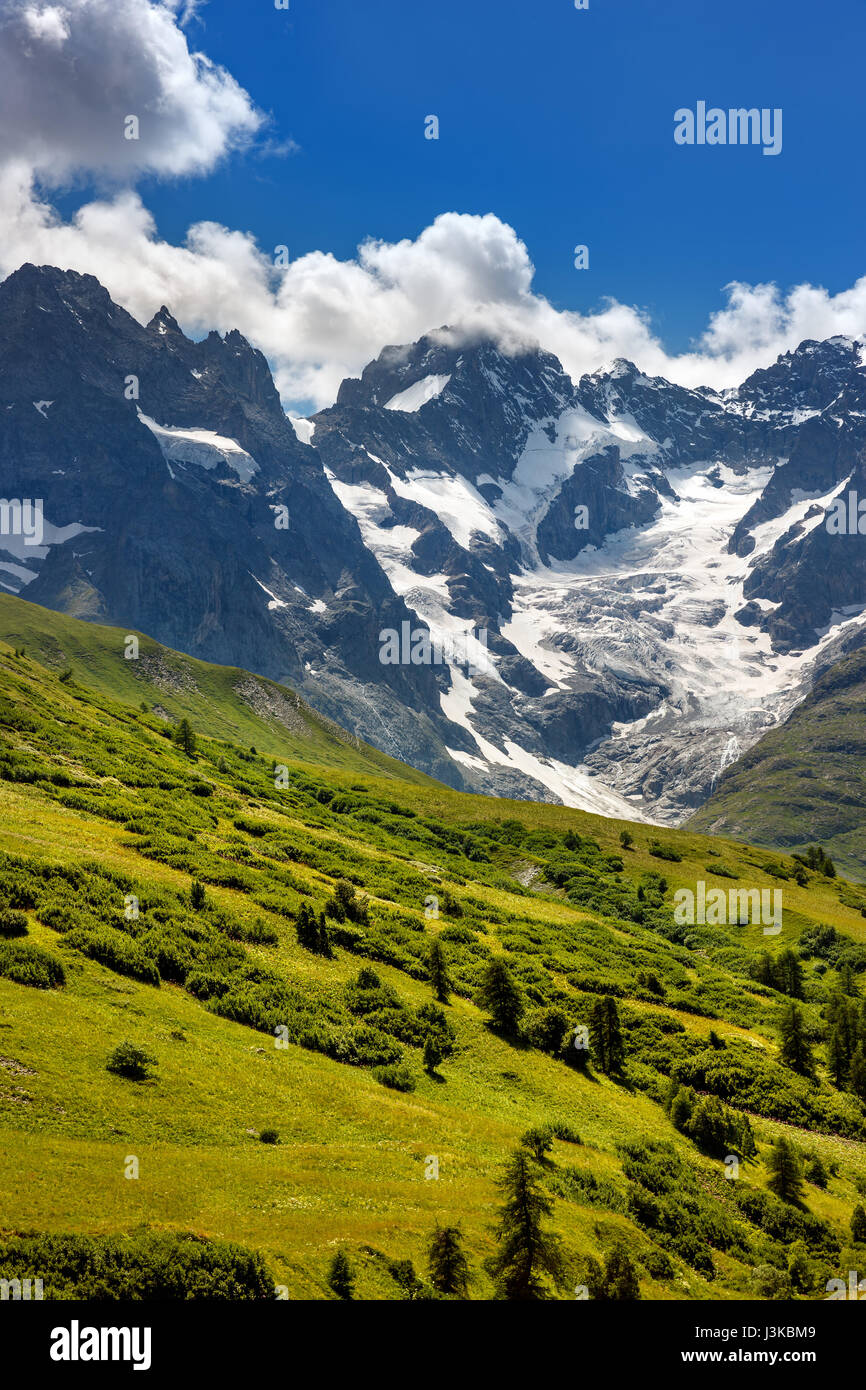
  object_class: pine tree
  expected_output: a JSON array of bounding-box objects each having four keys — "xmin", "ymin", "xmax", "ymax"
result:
[
  {"xmin": 737, "ymin": 1113, "xmax": 758, "ymax": 1160},
  {"xmin": 750, "ymin": 951, "xmax": 777, "ymax": 989},
  {"xmin": 588, "ymin": 995, "xmax": 625, "ymax": 1075},
  {"xmin": 849, "ymin": 1043, "xmax": 866, "ymax": 1102},
  {"xmin": 427, "ymin": 1224, "xmax": 470, "ymax": 1298},
  {"xmin": 838, "ymin": 961, "xmax": 860, "ymax": 997},
  {"xmin": 826, "ymin": 991, "xmax": 855, "ymax": 1085},
  {"xmin": 778, "ymin": 1002, "xmax": 813, "ymax": 1076},
  {"xmin": 851, "ymin": 1204, "xmax": 866, "ymax": 1243},
  {"xmin": 828, "ymin": 1018, "xmax": 852, "ymax": 1087},
  {"xmin": 775, "ymin": 948, "xmax": 804, "ymax": 999},
  {"xmin": 423, "ymin": 1035, "xmax": 442, "ymax": 1073},
  {"xmin": 766, "ymin": 1136, "xmax": 804, "ymax": 1205},
  {"xmin": 602, "ymin": 1245, "xmax": 641, "ymax": 1300},
  {"xmin": 295, "ymin": 902, "xmax": 318, "ymax": 951},
  {"xmin": 477, "ymin": 959, "xmax": 524, "ymax": 1036},
  {"xmin": 315, "ymin": 911, "xmax": 332, "ymax": 959},
  {"xmin": 486, "ymin": 1149, "xmax": 565, "ymax": 1300},
  {"xmin": 787, "ymin": 1239, "xmax": 811, "ymax": 1293},
  {"xmin": 668, "ymin": 1085, "xmax": 694, "ymax": 1133},
  {"xmin": 190, "ymin": 880, "xmax": 206, "ymax": 910},
  {"xmin": 427, "ymin": 937, "xmax": 452, "ymax": 1004},
  {"xmin": 327, "ymin": 1250, "xmax": 354, "ymax": 1300},
  {"xmin": 173, "ymin": 717, "xmax": 197, "ymax": 757},
  {"xmin": 520, "ymin": 1125, "xmax": 554, "ymax": 1162}
]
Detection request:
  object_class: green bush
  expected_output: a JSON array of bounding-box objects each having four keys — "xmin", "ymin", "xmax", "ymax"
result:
[
  {"xmin": 0, "ymin": 940, "xmax": 65, "ymax": 988},
  {"xmin": 106, "ymin": 1041, "xmax": 156, "ymax": 1082},
  {"xmin": 64, "ymin": 927, "xmax": 160, "ymax": 987},
  {"xmin": 0, "ymin": 908, "xmax": 28, "ymax": 937},
  {"xmin": 0, "ymin": 1230, "xmax": 273, "ymax": 1299},
  {"xmin": 373, "ymin": 1063, "xmax": 415, "ymax": 1092}
]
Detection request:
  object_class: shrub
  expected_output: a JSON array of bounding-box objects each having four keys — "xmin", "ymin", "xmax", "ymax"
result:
[
  {"xmin": 64, "ymin": 927, "xmax": 160, "ymax": 987},
  {"xmin": 804, "ymin": 1155, "xmax": 828, "ymax": 1189},
  {"xmin": 520, "ymin": 1125, "xmax": 554, "ymax": 1162},
  {"xmin": 0, "ymin": 940, "xmax": 65, "ymax": 988},
  {"xmin": 0, "ymin": 1231, "xmax": 272, "ymax": 1299},
  {"xmin": 0, "ymin": 908, "xmax": 28, "ymax": 937},
  {"xmin": 524, "ymin": 1005, "xmax": 570, "ymax": 1053},
  {"xmin": 648, "ymin": 841, "xmax": 682, "ymax": 863},
  {"xmin": 641, "ymin": 1248, "xmax": 674, "ymax": 1280},
  {"xmin": 373, "ymin": 1063, "xmax": 415, "ymax": 1092},
  {"xmin": 259, "ymin": 1128, "xmax": 280, "ymax": 1145},
  {"xmin": 106, "ymin": 1041, "xmax": 155, "ymax": 1081},
  {"xmin": 750, "ymin": 1264, "xmax": 791, "ymax": 1300}
]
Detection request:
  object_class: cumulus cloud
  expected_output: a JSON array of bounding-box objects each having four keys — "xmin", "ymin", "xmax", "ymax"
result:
[
  {"xmin": 2, "ymin": 0, "xmax": 866, "ymax": 412},
  {"xmin": 0, "ymin": 0, "xmax": 262, "ymax": 181}
]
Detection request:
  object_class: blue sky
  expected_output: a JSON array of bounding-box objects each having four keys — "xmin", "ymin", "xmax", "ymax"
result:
[
  {"xmin": 10, "ymin": 0, "xmax": 865, "ymax": 408},
  {"xmin": 144, "ymin": 0, "xmax": 866, "ymax": 353}
]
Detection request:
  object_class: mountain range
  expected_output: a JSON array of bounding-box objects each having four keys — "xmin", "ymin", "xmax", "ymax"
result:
[{"xmin": 2, "ymin": 263, "xmax": 865, "ymax": 858}]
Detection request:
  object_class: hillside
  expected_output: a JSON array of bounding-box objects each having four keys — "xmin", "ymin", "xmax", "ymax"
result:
[
  {"xmin": 3, "ymin": 602, "xmax": 866, "ymax": 1300},
  {"xmin": 0, "ymin": 593, "xmax": 434, "ymax": 788},
  {"xmin": 690, "ymin": 647, "xmax": 866, "ymax": 882}
]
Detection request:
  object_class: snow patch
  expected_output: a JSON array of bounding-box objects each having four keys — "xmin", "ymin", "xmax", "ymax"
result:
[
  {"xmin": 138, "ymin": 412, "xmax": 259, "ymax": 483},
  {"xmin": 384, "ymin": 374, "xmax": 451, "ymax": 412}
]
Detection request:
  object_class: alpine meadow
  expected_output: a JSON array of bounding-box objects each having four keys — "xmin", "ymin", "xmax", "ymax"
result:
[{"xmin": 2, "ymin": 596, "xmax": 866, "ymax": 1303}]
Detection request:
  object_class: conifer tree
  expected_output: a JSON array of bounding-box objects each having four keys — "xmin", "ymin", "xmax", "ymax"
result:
[
  {"xmin": 778, "ymin": 1001, "xmax": 813, "ymax": 1076},
  {"xmin": 327, "ymin": 1250, "xmax": 354, "ymax": 1300},
  {"xmin": 737, "ymin": 1113, "xmax": 758, "ymax": 1160},
  {"xmin": 427, "ymin": 937, "xmax": 452, "ymax": 1004},
  {"xmin": 316, "ymin": 911, "xmax": 332, "ymax": 959},
  {"xmin": 588, "ymin": 995, "xmax": 625, "ymax": 1075},
  {"xmin": 423, "ymin": 1035, "xmax": 442, "ymax": 1073},
  {"xmin": 849, "ymin": 1043, "xmax": 866, "ymax": 1102},
  {"xmin": 775, "ymin": 948, "xmax": 804, "ymax": 999},
  {"xmin": 295, "ymin": 902, "xmax": 318, "ymax": 951},
  {"xmin": 668, "ymin": 1085, "xmax": 694, "ymax": 1133},
  {"xmin": 477, "ymin": 958, "xmax": 524, "ymax": 1036},
  {"xmin": 766, "ymin": 1136, "xmax": 804, "ymax": 1205},
  {"xmin": 851, "ymin": 1204, "xmax": 866, "ymax": 1243},
  {"xmin": 190, "ymin": 880, "xmax": 206, "ymax": 910},
  {"xmin": 427, "ymin": 1224, "xmax": 470, "ymax": 1298},
  {"xmin": 602, "ymin": 1245, "xmax": 641, "ymax": 1300},
  {"xmin": 173, "ymin": 717, "xmax": 197, "ymax": 757},
  {"xmin": 520, "ymin": 1125, "xmax": 554, "ymax": 1163},
  {"xmin": 486, "ymin": 1149, "xmax": 564, "ymax": 1300}
]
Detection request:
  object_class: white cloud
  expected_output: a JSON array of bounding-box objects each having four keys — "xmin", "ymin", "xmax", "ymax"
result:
[
  {"xmin": 2, "ymin": 0, "xmax": 866, "ymax": 412},
  {"xmin": 22, "ymin": 6, "xmax": 70, "ymax": 46},
  {"xmin": 0, "ymin": 0, "xmax": 262, "ymax": 181}
]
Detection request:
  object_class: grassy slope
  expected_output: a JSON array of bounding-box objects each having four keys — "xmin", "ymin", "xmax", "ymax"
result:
[
  {"xmin": 0, "ymin": 593, "xmax": 434, "ymax": 786},
  {"xmin": 689, "ymin": 647, "xmax": 866, "ymax": 882},
  {"xmin": 1, "ymin": 602, "xmax": 866, "ymax": 1299}
]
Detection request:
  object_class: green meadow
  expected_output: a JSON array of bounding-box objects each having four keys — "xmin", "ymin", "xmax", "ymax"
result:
[{"xmin": 1, "ymin": 594, "xmax": 866, "ymax": 1300}]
